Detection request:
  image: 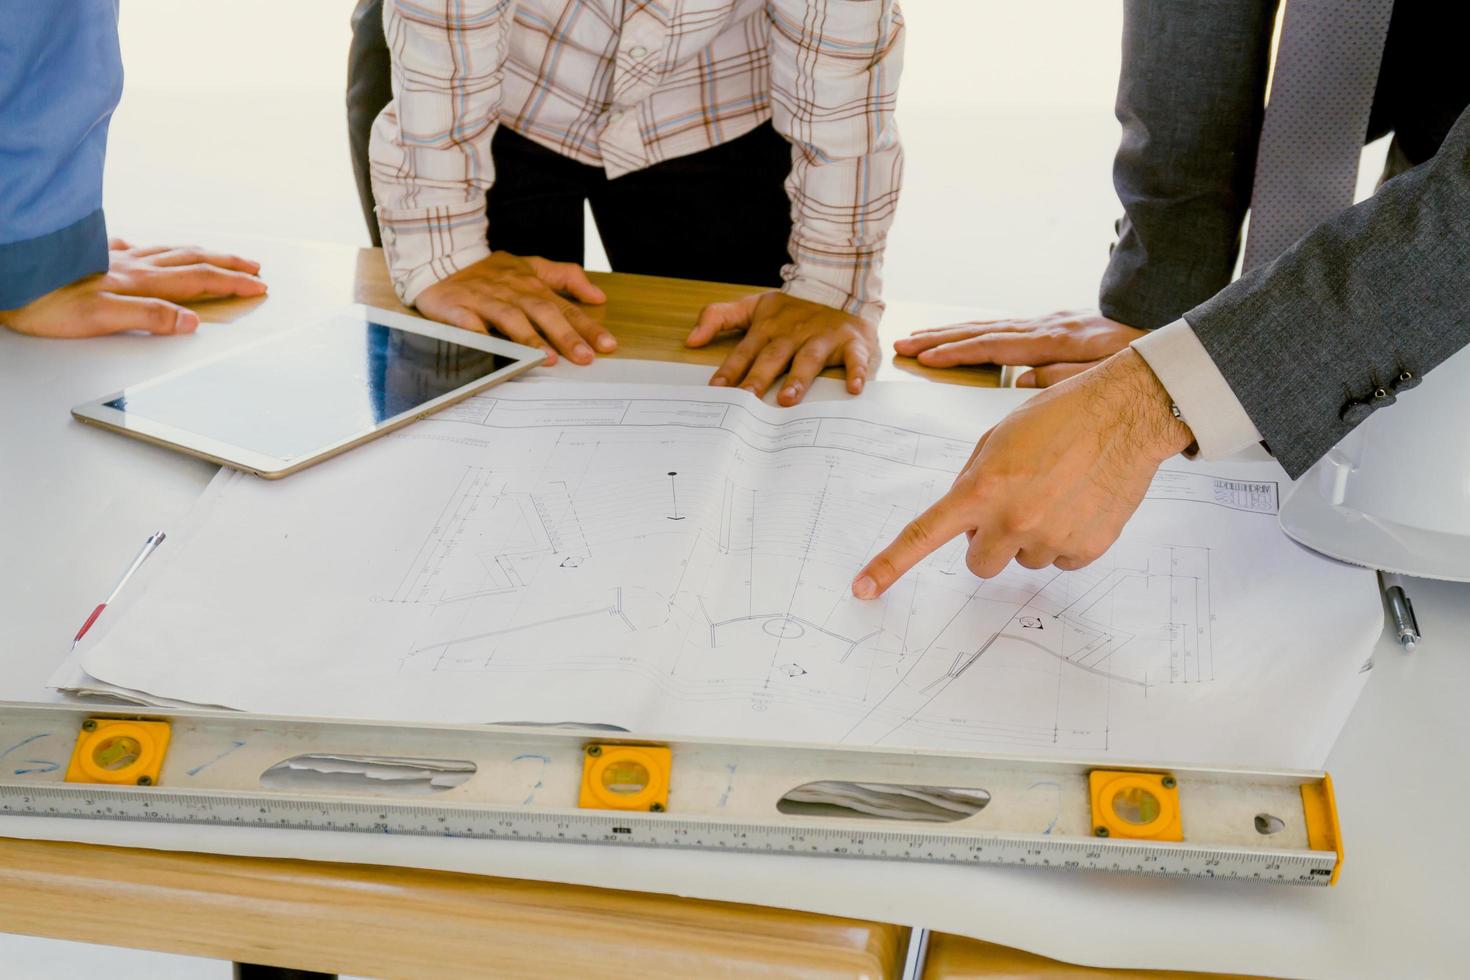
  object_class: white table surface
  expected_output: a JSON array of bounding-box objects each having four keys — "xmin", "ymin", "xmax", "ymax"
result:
[{"xmin": 3, "ymin": 262, "xmax": 1467, "ymax": 978}]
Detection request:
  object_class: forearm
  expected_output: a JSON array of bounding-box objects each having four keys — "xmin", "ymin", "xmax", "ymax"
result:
[
  {"xmin": 767, "ymin": 0, "xmax": 905, "ymax": 323},
  {"xmin": 367, "ymin": 0, "xmax": 508, "ymax": 305},
  {"xmin": 1131, "ymin": 320, "xmax": 1262, "ymax": 458},
  {"xmin": 1100, "ymin": 0, "xmax": 1277, "ymax": 328},
  {"xmin": 1185, "ymin": 104, "xmax": 1470, "ymax": 477},
  {"xmin": 0, "ymin": 214, "xmax": 110, "ymax": 312},
  {"xmin": 0, "ymin": 2, "xmax": 122, "ymax": 309}
]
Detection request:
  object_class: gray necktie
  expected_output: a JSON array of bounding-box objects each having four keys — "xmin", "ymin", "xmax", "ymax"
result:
[{"xmin": 1242, "ymin": 0, "xmax": 1396, "ymax": 270}]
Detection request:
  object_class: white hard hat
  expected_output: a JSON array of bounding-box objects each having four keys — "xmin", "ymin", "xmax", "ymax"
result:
[{"xmin": 1279, "ymin": 343, "xmax": 1470, "ymax": 581}]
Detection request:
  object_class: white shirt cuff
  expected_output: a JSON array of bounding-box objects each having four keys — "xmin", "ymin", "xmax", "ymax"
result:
[{"xmin": 1130, "ymin": 319, "xmax": 1263, "ymax": 459}]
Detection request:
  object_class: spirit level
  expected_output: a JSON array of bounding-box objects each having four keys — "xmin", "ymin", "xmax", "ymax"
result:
[{"xmin": 0, "ymin": 702, "xmax": 1341, "ymax": 886}]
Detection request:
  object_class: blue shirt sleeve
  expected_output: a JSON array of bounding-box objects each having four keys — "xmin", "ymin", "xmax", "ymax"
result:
[{"xmin": 0, "ymin": 1, "xmax": 123, "ymax": 310}]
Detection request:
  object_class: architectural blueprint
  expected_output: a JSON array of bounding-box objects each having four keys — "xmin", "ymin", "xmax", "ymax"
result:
[{"xmin": 73, "ymin": 381, "xmax": 1381, "ymax": 768}]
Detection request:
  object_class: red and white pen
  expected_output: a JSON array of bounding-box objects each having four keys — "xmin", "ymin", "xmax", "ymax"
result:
[{"xmin": 72, "ymin": 530, "xmax": 166, "ymax": 645}]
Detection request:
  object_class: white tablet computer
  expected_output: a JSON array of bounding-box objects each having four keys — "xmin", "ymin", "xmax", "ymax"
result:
[{"xmin": 72, "ymin": 305, "xmax": 545, "ymax": 478}]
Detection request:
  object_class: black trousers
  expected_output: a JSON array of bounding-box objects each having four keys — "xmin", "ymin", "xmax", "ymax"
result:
[{"xmin": 346, "ymin": 0, "xmax": 793, "ymax": 287}]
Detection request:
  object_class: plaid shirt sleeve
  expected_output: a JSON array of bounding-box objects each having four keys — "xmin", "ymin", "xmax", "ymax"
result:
[
  {"xmin": 368, "ymin": 0, "xmax": 508, "ymax": 306},
  {"xmin": 768, "ymin": 1, "xmax": 905, "ymax": 324},
  {"xmin": 370, "ymin": 1, "xmax": 905, "ymax": 318}
]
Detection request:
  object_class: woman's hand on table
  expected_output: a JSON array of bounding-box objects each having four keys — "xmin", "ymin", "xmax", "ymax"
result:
[
  {"xmin": 894, "ymin": 310, "xmax": 1146, "ymax": 387},
  {"xmin": 0, "ymin": 239, "xmax": 266, "ymax": 339}
]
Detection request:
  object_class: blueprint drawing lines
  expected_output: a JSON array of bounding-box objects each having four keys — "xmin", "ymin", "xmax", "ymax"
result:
[
  {"xmin": 380, "ymin": 390, "xmax": 1229, "ymax": 754},
  {"xmin": 78, "ymin": 382, "xmax": 1381, "ymax": 771}
]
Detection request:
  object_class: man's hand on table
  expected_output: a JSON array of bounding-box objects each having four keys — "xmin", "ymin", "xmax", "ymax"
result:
[
  {"xmin": 414, "ymin": 251, "xmax": 614, "ymax": 366},
  {"xmin": 851, "ymin": 349, "xmax": 1194, "ymax": 597},
  {"xmin": 0, "ymin": 239, "xmax": 266, "ymax": 339},
  {"xmin": 894, "ymin": 309, "xmax": 1145, "ymax": 387},
  {"xmin": 685, "ymin": 291, "xmax": 876, "ymax": 405}
]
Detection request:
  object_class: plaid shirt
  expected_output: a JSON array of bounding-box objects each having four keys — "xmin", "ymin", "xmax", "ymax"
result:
[{"xmin": 369, "ymin": 0, "xmax": 905, "ymax": 322}]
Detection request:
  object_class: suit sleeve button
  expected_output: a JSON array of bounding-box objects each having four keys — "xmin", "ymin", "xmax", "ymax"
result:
[{"xmin": 1391, "ymin": 370, "xmax": 1420, "ymax": 392}]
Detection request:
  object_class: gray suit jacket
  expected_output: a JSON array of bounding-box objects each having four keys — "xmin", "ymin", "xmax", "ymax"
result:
[{"xmin": 1100, "ymin": 0, "xmax": 1470, "ymax": 478}]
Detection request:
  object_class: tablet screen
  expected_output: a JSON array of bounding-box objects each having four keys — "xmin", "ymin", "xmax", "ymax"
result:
[{"xmin": 104, "ymin": 315, "xmax": 515, "ymax": 462}]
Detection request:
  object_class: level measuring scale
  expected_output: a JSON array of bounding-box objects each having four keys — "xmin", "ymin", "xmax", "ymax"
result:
[{"xmin": 0, "ymin": 703, "xmax": 1342, "ymax": 886}]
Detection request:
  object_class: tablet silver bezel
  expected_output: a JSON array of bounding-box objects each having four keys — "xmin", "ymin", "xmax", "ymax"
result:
[{"xmin": 71, "ymin": 304, "xmax": 546, "ymax": 479}]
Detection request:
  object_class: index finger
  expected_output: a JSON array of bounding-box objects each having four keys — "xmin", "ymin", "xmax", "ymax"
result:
[
  {"xmin": 526, "ymin": 257, "xmax": 606, "ymax": 304},
  {"xmin": 852, "ymin": 493, "xmax": 974, "ymax": 599},
  {"xmin": 905, "ymin": 321, "xmax": 1034, "ymax": 340},
  {"xmin": 133, "ymin": 265, "xmax": 267, "ymax": 301},
  {"xmin": 895, "ymin": 323, "xmax": 1039, "ymax": 359},
  {"xmin": 914, "ymin": 331, "xmax": 1072, "ymax": 369},
  {"xmin": 899, "ymin": 320, "xmax": 1029, "ymax": 342},
  {"xmin": 150, "ymin": 249, "xmax": 263, "ymax": 275},
  {"xmin": 687, "ymin": 295, "xmax": 760, "ymax": 348}
]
